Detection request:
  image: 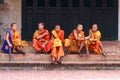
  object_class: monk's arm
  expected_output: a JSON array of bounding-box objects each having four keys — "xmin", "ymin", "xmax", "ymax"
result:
[
  {"xmin": 37, "ymin": 30, "xmax": 49, "ymax": 39},
  {"xmin": 42, "ymin": 33, "xmax": 50, "ymax": 47},
  {"xmin": 6, "ymin": 32, "xmax": 12, "ymax": 47},
  {"xmin": 73, "ymin": 30, "xmax": 84, "ymax": 40},
  {"xmin": 33, "ymin": 30, "xmax": 49, "ymax": 40}
]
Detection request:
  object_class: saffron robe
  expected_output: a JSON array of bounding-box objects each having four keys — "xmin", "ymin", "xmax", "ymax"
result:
[
  {"xmin": 88, "ymin": 29, "xmax": 102, "ymax": 54},
  {"xmin": 33, "ymin": 29, "xmax": 52, "ymax": 52},
  {"xmin": 65, "ymin": 30, "xmax": 85, "ymax": 52},
  {"xmin": 50, "ymin": 30, "xmax": 65, "ymax": 59}
]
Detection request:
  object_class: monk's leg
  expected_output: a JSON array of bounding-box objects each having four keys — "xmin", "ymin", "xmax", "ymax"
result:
[
  {"xmin": 78, "ymin": 41, "xmax": 84, "ymax": 56},
  {"xmin": 33, "ymin": 39, "xmax": 42, "ymax": 54},
  {"xmin": 43, "ymin": 40, "xmax": 52, "ymax": 53},
  {"xmin": 99, "ymin": 41, "xmax": 106, "ymax": 56},
  {"xmin": 51, "ymin": 56, "xmax": 56, "ymax": 64},
  {"xmin": 85, "ymin": 45, "xmax": 89, "ymax": 56},
  {"xmin": 56, "ymin": 47, "xmax": 64, "ymax": 64},
  {"xmin": 50, "ymin": 47, "xmax": 57, "ymax": 64},
  {"xmin": 15, "ymin": 46, "xmax": 25, "ymax": 55}
]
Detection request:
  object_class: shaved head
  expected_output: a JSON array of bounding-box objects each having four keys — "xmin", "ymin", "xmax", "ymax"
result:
[
  {"xmin": 38, "ymin": 23, "xmax": 44, "ymax": 30},
  {"xmin": 55, "ymin": 25, "xmax": 61, "ymax": 32},
  {"xmin": 92, "ymin": 24, "xmax": 98, "ymax": 32},
  {"xmin": 77, "ymin": 24, "xmax": 83, "ymax": 31},
  {"xmin": 11, "ymin": 23, "xmax": 17, "ymax": 31}
]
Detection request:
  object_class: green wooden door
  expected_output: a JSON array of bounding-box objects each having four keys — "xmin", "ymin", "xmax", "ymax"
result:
[{"xmin": 22, "ymin": 0, "xmax": 118, "ymax": 41}]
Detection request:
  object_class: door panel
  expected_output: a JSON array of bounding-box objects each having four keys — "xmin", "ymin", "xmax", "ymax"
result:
[{"xmin": 22, "ymin": 0, "xmax": 118, "ymax": 41}]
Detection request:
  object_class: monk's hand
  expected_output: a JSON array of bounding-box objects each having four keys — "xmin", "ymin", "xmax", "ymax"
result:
[
  {"xmin": 8, "ymin": 43, "xmax": 12, "ymax": 48},
  {"xmin": 89, "ymin": 39, "xmax": 93, "ymax": 42},
  {"xmin": 84, "ymin": 37, "xmax": 90, "ymax": 40},
  {"xmin": 41, "ymin": 44, "xmax": 45, "ymax": 49},
  {"xmin": 36, "ymin": 36, "xmax": 41, "ymax": 40}
]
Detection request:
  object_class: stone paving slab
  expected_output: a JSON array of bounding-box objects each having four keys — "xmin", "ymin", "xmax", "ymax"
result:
[{"xmin": 0, "ymin": 70, "xmax": 119, "ymax": 80}]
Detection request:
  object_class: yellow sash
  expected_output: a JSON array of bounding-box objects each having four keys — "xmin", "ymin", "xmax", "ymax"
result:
[{"xmin": 52, "ymin": 30, "xmax": 62, "ymax": 47}]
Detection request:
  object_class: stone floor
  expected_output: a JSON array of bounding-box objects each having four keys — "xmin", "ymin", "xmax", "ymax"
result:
[
  {"xmin": 0, "ymin": 41, "xmax": 120, "ymax": 80},
  {"xmin": 0, "ymin": 70, "xmax": 119, "ymax": 80}
]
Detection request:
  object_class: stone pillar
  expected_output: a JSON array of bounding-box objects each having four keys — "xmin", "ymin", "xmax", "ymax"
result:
[{"xmin": 0, "ymin": 0, "xmax": 21, "ymax": 41}]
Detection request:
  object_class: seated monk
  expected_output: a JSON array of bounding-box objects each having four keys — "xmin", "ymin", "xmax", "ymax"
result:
[
  {"xmin": 87, "ymin": 24, "xmax": 106, "ymax": 56},
  {"xmin": 50, "ymin": 25, "xmax": 65, "ymax": 64},
  {"xmin": 65, "ymin": 24, "xmax": 89, "ymax": 56},
  {"xmin": 33, "ymin": 23, "xmax": 52, "ymax": 54},
  {"xmin": 1, "ymin": 23, "xmax": 28, "ymax": 55}
]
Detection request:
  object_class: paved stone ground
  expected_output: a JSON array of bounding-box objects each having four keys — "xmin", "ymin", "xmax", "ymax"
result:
[{"xmin": 0, "ymin": 70, "xmax": 119, "ymax": 80}]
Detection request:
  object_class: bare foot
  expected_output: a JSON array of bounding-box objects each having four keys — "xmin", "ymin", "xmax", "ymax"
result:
[{"xmin": 102, "ymin": 53, "xmax": 107, "ymax": 57}]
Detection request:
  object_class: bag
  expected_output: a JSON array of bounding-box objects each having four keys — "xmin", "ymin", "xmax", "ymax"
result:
[{"xmin": 53, "ymin": 38, "xmax": 62, "ymax": 47}]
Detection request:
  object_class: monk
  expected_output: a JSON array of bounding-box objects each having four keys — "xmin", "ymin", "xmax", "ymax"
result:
[
  {"xmin": 33, "ymin": 23, "xmax": 52, "ymax": 54},
  {"xmin": 1, "ymin": 23, "xmax": 28, "ymax": 55},
  {"xmin": 87, "ymin": 24, "xmax": 106, "ymax": 56},
  {"xmin": 65, "ymin": 24, "xmax": 89, "ymax": 56},
  {"xmin": 50, "ymin": 25, "xmax": 65, "ymax": 64}
]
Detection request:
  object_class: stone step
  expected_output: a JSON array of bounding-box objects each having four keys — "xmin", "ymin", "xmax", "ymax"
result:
[
  {"xmin": 0, "ymin": 61, "xmax": 120, "ymax": 70},
  {"xmin": 0, "ymin": 53, "xmax": 119, "ymax": 70},
  {"xmin": 0, "ymin": 41, "xmax": 119, "ymax": 70},
  {"xmin": 0, "ymin": 41, "xmax": 120, "ymax": 53},
  {"xmin": 0, "ymin": 53, "xmax": 120, "ymax": 61}
]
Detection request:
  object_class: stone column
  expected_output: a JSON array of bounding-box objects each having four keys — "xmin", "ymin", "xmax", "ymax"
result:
[{"xmin": 0, "ymin": 0, "xmax": 22, "ymax": 41}]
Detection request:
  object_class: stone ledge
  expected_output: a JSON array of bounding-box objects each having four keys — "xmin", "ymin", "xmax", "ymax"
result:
[{"xmin": 0, "ymin": 61, "xmax": 120, "ymax": 70}]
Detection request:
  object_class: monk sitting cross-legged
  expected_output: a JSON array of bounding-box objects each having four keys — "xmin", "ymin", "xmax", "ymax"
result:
[
  {"xmin": 87, "ymin": 24, "xmax": 106, "ymax": 56},
  {"xmin": 65, "ymin": 24, "xmax": 89, "ymax": 56},
  {"xmin": 33, "ymin": 23, "xmax": 52, "ymax": 54},
  {"xmin": 50, "ymin": 25, "xmax": 65, "ymax": 64}
]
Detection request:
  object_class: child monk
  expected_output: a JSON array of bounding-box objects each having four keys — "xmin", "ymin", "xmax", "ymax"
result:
[
  {"xmin": 87, "ymin": 24, "xmax": 106, "ymax": 56},
  {"xmin": 1, "ymin": 23, "xmax": 28, "ymax": 55},
  {"xmin": 65, "ymin": 24, "xmax": 89, "ymax": 56},
  {"xmin": 33, "ymin": 23, "xmax": 52, "ymax": 54},
  {"xmin": 50, "ymin": 25, "xmax": 65, "ymax": 64}
]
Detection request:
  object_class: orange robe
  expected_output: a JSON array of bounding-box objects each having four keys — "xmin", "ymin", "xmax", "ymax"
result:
[
  {"xmin": 50, "ymin": 30, "xmax": 65, "ymax": 59},
  {"xmin": 33, "ymin": 29, "xmax": 52, "ymax": 52},
  {"xmin": 88, "ymin": 29, "xmax": 102, "ymax": 54},
  {"xmin": 12, "ymin": 31, "xmax": 28, "ymax": 47},
  {"xmin": 65, "ymin": 30, "xmax": 85, "ymax": 52}
]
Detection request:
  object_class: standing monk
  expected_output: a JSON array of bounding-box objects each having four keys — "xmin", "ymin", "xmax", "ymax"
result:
[
  {"xmin": 33, "ymin": 23, "xmax": 52, "ymax": 54},
  {"xmin": 50, "ymin": 25, "xmax": 65, "ymax": 64},
  {"xmin": 1, "ymin": 23, "xmax": 28, "ymax": 55},
  {"xmin": 87, "ymin": 24, "xmax": 106, "ymax": 56},
  {"xmin": 65, "ymin": 24, "xmax": 89, "ymax": 56}
]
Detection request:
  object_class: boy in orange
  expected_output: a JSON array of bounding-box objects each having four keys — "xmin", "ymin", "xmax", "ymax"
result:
[
  {"xmin": 33, "ymin": 23, "xmax": 52, "ymax": 54},
  {"xmin": 65, "ymin": 24, "xmax": 89, "ymax": 56},
  {"xmin": 87, "ymin": 24, "xmax": 106, "ymax": 56},
  {"xmin": 50, "ymin": 25, "xmax": 65, "ymax": 64}
]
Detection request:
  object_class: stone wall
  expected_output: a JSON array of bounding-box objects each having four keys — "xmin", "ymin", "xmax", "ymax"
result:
[{"xmin": 0, "ymin": 0, "xmax": 21, "ymax": 41}]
